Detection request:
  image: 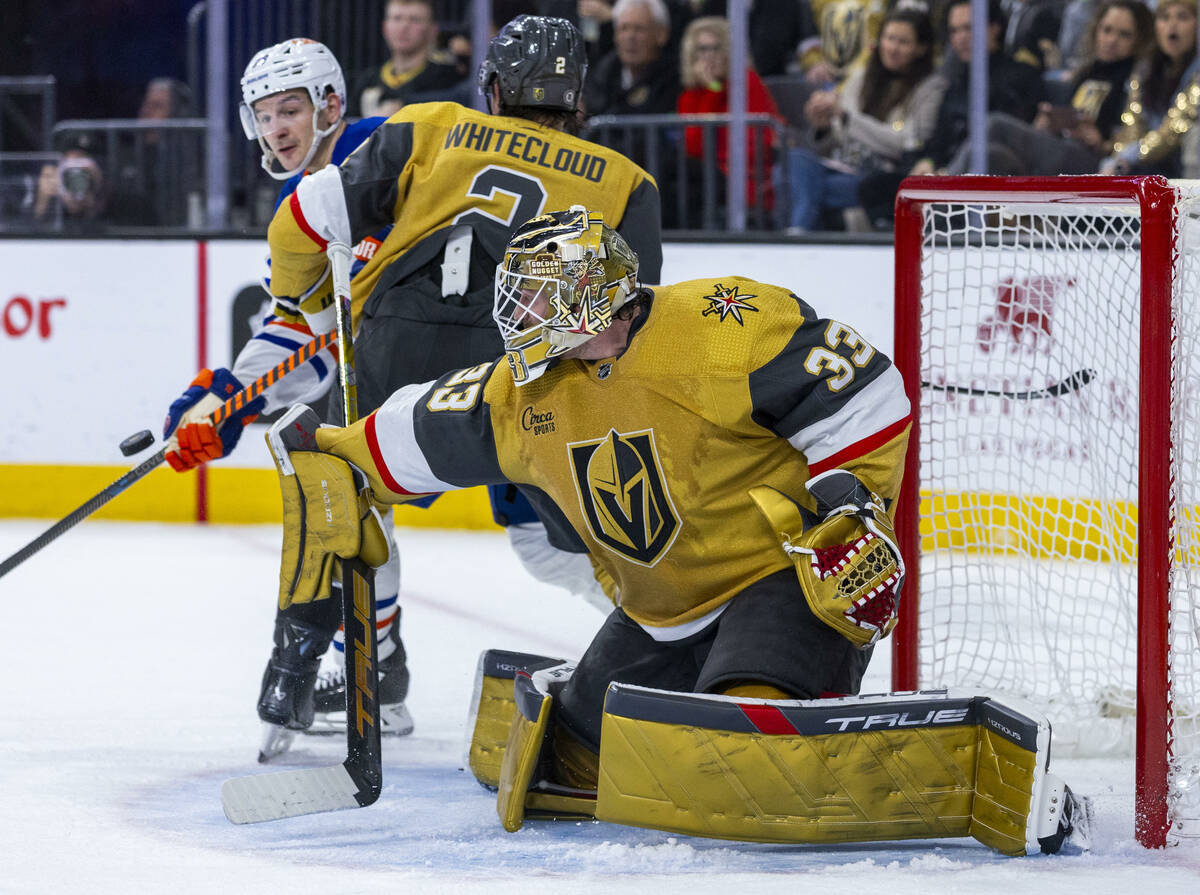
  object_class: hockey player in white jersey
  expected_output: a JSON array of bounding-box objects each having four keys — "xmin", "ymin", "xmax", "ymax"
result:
[{"xmin": 162, "ymin": 38, "xmax": 412, "ymax": 761}]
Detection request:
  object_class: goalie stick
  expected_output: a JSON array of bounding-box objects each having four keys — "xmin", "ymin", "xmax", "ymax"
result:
[
  {"xmin": 222, "ymin": 556, "xmax": 383, "ymax": 823},
  {"xmin": 0, "ymin": 328, "xmax": 339, "ymax": 581},
  {"xmin": 222, "ymin": 242, "xmax": 385, "ymax": 823},
  {"xmin": 922, "ymin": 367, "xmax": 1095, "ymax": 400}
]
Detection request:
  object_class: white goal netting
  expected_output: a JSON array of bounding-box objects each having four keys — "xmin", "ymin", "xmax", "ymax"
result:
[{"xmin": 909, "ymin": 180, "xmax": 1200, "ymax": 838}]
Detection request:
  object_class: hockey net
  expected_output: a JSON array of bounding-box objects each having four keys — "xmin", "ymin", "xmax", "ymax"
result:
[{"xmin": 891, "ymin": 176, "xmax": 1200, "ymax": 848}]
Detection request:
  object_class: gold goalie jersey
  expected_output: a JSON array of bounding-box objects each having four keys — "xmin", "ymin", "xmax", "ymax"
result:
[
  {"xmin": 318, "ymin": 278, "xmax": 911, "ymax": 629},
  {"xmin": 266, "ymin": 101, "xmax": 662, "ymax": 331}
]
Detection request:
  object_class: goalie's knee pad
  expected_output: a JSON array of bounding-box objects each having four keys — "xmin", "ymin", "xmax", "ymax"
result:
[
  {"xmin": 465, "ymin": 649, "xmax": 568, "ymax": 790},
  {"xmin": 493, "ymin": 658, "xmax": 596, "ymax": 832},
  {"xmin": 594, "ymin": 686, "xmax": 1089, "ymax": 856}
]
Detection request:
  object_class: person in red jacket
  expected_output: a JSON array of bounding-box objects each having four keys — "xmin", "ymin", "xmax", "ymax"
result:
[{"xmin": 675, "ymin": 16, "xmax": 784, "ymax": 228}]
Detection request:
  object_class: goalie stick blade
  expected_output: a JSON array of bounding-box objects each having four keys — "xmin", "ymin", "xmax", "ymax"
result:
[
  {"xmin": 221, "ymin": 759, "xmax": 380, "ymax": 824},
  {"xmin": 221, "ymin": 557, "xmax": 384, "ymax": 824}
]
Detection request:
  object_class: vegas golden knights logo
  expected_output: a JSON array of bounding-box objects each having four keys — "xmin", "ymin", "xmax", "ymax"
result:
[
  {"xmin": 568, "ymin": 428, "xmax": 679, "ymax": 566},
  {"xmin": 821, "ymin": 1, "xmax": 868, "ymax": 71}
]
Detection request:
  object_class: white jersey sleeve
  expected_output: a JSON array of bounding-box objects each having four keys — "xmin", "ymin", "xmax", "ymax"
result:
[{"xmin": 231, "ymin": 313, "xmax": 336, "ymax": 414}]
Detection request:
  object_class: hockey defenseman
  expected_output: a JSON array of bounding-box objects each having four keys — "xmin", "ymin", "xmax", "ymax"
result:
[
  {"xmin": 263, "ymin": 206, "xmax": 1089, "ymax": 854},
  {"xmin": 167, "ymin": 19, "xmax": 662, "ymax": 760}
]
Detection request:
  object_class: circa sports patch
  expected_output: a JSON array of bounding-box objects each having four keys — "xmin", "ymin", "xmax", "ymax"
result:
[{"xmin": 567, "ymin": 428, "xmax": 680, "ymax": 567}]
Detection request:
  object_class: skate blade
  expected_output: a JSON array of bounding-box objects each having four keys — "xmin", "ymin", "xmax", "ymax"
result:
[
  {"xmin": 258, "ymin": 722, "xmax": 297, "ymax": 763},
  {"xmin": 303, "ymin": 703, "xmax": 415, "ymax": 737}
]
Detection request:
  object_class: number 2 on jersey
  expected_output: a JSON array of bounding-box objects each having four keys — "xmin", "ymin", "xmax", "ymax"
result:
[{"xmin": 453, "ymin": 166, "xmax": 547, "ymax": 231}]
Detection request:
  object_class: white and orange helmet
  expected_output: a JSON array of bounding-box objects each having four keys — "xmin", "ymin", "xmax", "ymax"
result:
[{"xmin": 239, "ymin": 38, "xmax": 346, "ymax": 179}]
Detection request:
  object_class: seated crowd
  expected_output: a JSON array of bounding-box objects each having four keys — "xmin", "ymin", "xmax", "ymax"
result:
[{"xmin": 12, "ymin": 0, "xmax": 1199, "ymax": 234}]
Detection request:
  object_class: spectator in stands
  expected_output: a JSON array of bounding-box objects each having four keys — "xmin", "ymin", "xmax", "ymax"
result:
[
  {"xmin": 579, "ymin": 0, "xmax": 618, "ymax": 63},
  {"xmin": 788, "ymin": 4, "xmax": 943, "ymax": 232},
  {"xmin": 1102, "ymin": 0, "xmax": 1199, "ymax": 177},
  {"xmin": 584, "ymin": 0, "xmax": 681, "ymax": 116},
  {"xmin": 856, "ymin": 0, "xmax": 1044, "ymax": 228},
  {"xmin": 350, "ymin": 0, "xmax": 464, "ymax": 117},
  {"xmin": 676, "ymin": 16, "xmax": 784, "ymax": 228},
  {"xmin": 437, "ymin": 1, "xmax": 544, "ymax": 79},
  {"xmin": 32, "ymin": 135, "xmax": 157, "ymax": 233},
  {"xmin": 1058, "ymin": 0, "xmax": 1098, "ymax": 69},
  {"xmin": 138, "ymin": 77, "xmax": 195, "ymax": 120},
  {"xmin": 949, "ymin": 0, "xmax": 1152, "ymax": 176},
  {"xmin": 672, "ymin": 0, "xmax": 818, "ymax": 77},
  {"xmin": 1003, "ymin": 0, "xmax": 1069, "ymax": 70}
]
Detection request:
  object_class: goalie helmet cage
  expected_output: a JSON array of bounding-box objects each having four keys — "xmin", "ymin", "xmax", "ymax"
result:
[{"xmin": 891, "ymin": 175, "xmax": 1200, "ymax": 849}]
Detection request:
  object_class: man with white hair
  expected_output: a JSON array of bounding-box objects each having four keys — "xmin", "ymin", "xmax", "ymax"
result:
[{"xmin": 584, "ymin": 0, "xmax": 681, "ymax": 116}]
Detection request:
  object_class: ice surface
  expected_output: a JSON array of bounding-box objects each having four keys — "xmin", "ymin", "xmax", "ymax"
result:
[{"xmin": 1, "ymin": 520, "xmax": 1198, "ymax": 894}]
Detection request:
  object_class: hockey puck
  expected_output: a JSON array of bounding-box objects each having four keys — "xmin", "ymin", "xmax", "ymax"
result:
[{"xmin": 119, "ymin": 428, "xmax": 155, "ymax": 457}]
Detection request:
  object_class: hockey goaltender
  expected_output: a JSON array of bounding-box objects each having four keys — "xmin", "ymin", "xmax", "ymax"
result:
[{"xmin": 258, "ymin": 207, "xmax": 1090, "ymax": 856}]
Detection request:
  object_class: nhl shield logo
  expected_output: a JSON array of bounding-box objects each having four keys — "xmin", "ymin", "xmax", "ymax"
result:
[{"xmin": 568, "ymin": 428, "xmax": 680, "ymax": 566}]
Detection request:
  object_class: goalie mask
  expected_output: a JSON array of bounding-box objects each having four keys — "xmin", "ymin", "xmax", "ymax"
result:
[
  {"xmin": 494, "ymin": 206, "xmax": 639, "ymax": 385},
  {"xmin": 239, "ymin": 38, "xmax": 346, "ymax": 180}
]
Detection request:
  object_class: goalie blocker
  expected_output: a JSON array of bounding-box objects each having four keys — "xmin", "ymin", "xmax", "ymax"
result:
[{"xmin": 482, "ymin": 660, "xmax": 1089, "ymax": 856}]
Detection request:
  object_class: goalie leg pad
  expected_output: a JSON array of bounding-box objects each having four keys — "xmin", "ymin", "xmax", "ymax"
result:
[
  {"xmin": 595, "ymin": 686, "xmax": 1074, "ymax": 856},
  {"xmin": 465, "ymin": 649, "xmax": 567, "ymax": 790}
]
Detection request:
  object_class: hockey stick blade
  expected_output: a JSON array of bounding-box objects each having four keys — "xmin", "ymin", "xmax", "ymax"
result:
[
  {"xmin": 0, "ymin": 330, "xmax": 338, "ymax": 581},
  {"xmin": 922, "ymin": 368, "xmax": 1096, "ymax": 400},
  {"xmin": 221, "ymin": 759, "xmax": 378, "ymax": 824},
  {"xmin": 222, "ymin": 557, "xmax": 382, "ymax": 824}
]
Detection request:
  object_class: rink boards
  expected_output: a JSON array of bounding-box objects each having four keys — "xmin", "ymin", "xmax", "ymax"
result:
[{"xmin": 0, "ymin": 238, "xmax": 892, "ymax": 527}]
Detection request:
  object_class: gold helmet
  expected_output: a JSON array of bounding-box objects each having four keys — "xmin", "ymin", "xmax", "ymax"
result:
[{"xmin": 493, "ymin": 206, "xmax": 639, "ymax": 385}]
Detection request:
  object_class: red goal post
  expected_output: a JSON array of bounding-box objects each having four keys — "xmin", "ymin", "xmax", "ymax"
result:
[{"xmin": 891, "ymin": 175, "xmax": 1199, "ymax": 848}]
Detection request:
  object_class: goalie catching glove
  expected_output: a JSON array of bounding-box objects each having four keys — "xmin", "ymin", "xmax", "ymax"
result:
[
  {"xmin": 163, "ymin": 368, "xmax": 265, "ymax": 471},
  {"xmin": 267, "ymin": 404, "xmax": 390, "ymax": 609},
  {"xmin": 750, "ymin": 469, "xmax": 904, "ymax": 648}
]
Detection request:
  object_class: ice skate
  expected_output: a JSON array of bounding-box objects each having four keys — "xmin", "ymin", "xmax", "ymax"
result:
[
  {"xmin": 305, "ymin": 622, "xmax": 414, "ymax": 737},
  {"xmin": 255, "ymin": 614, "xmax": 335, "ymax": 762},
  {"xmin": 1037, "ymin": 777, "xmax": 1094, "ymax": 855}
]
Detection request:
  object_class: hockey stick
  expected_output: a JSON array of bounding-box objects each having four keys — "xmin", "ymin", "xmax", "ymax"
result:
[
  {"xmin": 221, "ymin": 556, "xmax": 382, "ymax": 823},
  {"xmin": 921, "ymin": 368, "xmax": 1096, "ymax": 400},
  {"xmin": 221, "ymin": 242, "xmax": 385, "ymax": 823},
  {"xmin": 0, "ymin": 328, "xmax": 339, "ymax": 580}
]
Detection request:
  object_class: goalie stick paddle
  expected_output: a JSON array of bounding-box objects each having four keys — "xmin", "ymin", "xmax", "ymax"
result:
[
  {"xmin": 221, "ymin": 556, "xmax": 383, "ymax": 823},
  {"xmin": 922, "ymin": 368, "xmax": 1096, "ymax": 400},
  {"xmin": 0, "ymin": 328, "xmax": 339, "ymax": 581}
]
